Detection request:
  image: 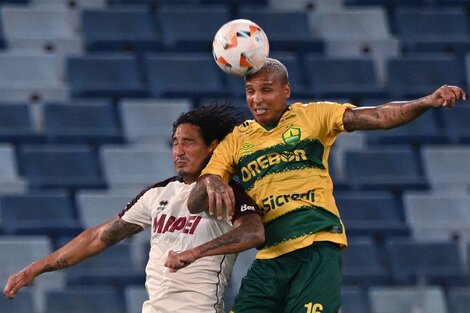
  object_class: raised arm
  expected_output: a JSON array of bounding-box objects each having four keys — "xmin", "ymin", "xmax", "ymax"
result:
[
  {"xmin": 187, "ymin": 174, "xmax": 235, "ymax": 220},
  {"xmin": 343, "ymin": 84, "xmax": 466, "ymax": 132},
  {"xmin": 3, "ymin": 217, "xmax": 143, "ymax": 299},
  {"xmin": 164, "ymin": 212, "xmax": 264, "ymax": 272}
]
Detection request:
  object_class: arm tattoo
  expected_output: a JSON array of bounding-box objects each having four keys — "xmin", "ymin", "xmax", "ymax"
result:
[
  {"xmin": 40, "ymin": 259, "xmax": 69, "ymax": 274},
  {"xmin": 100, "ymin": 219, "xmax": 143, "ymax": 246}
]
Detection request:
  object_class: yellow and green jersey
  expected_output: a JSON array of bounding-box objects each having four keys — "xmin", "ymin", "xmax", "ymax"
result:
[{"xmin": 202, "ymin": 101, "xmax": 355, "ymax": 259}]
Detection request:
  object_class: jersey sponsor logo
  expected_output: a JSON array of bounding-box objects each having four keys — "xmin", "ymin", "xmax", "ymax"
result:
[
  {"xmin": 240, "ymin": 204, "xmax": 255, "ymax": 212},
  {"xmin": 282, "ymin": 127, "xmax": 301, "ymax": 146},
  {"xmin": 260, "ymin": 189, "xmax": 315, "ymax": 214},
  {"xmin": 237, "ymin": 139, "xmax": 325, "ymax": 190},
  {"xmin": 157, "ymin": 200, "xmax": 168, "ymax": 211},
  {"xmin": 152, "ymin": 214, "xmax": 202, "ymax": 234},
  {"xmin": 239, "ymin": 143, "xmax": 255, "ymax": 156}
]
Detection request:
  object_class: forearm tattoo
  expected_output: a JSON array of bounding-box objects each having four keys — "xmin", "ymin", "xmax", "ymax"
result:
[
  {"xmin": 100, "ymin": 219, "xmax": 143, "ymax": 246},
  {"xmin": 40, "ymin": 259, "xmax": 69, "ymax": 274}
]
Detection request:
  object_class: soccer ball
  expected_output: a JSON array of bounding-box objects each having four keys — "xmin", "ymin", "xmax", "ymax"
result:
[{"xmin": 212, "ymin": 19, "xmax": 269, "ymax": 77}]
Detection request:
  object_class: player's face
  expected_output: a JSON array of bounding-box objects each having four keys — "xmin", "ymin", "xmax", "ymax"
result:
[
  {"xmin": 172, "ymin": 123, "xmax": 217, "ymax": 184},
  {"xmin": 245, "ymin": 70, "xmax": 291, "ymax": 127}
]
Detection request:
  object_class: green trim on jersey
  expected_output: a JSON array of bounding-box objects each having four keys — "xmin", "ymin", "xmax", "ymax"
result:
[
  {"xmin": 263, "ymin": 206, "xmax": 343, "ymax": 248},
  {"xmin": 237, "ymin": 139, "xmax": 325, "ymax": 191}
]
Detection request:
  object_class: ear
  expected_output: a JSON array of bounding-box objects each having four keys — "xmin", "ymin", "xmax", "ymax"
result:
[
  {"xmin": 285, "ymin": 82, "xmax": 291, "ymax": 99},
  {"xmin": 209, "ymin": 139, "xmax": 219, "ymax": 153}
]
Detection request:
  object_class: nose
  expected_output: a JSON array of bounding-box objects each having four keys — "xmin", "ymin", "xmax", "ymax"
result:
[
  {"xmin": 173, "ymin": 143, "xmax": 185, "ymax": 156},
  {"xmin": 250, "ymin": 90, "xmax": 263, "ymax": 104}
]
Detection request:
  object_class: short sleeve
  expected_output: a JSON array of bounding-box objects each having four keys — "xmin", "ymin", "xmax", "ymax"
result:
[{"xmin": 229, "ymin": 180, "xmax": 259, "ymax": 223}]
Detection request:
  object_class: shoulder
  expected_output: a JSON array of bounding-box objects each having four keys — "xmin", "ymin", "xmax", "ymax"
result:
[{"xmin": 235, "ymin": 119, "xmax": 256, "ymax": 134}]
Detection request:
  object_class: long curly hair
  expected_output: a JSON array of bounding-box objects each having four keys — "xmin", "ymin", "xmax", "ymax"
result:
[{"xmin": 172, "ymin": 103, "xmax": 244, "ymax": 146}]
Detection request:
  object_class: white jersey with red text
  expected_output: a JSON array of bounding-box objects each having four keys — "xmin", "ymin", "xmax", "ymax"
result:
[{"xmin": 120, "ymin": 176, "xmax": 257, "ymax": 313}]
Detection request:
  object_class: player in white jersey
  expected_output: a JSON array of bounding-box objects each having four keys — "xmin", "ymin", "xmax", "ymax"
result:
[{"xmin": 3, "ymin": 104, "xmax": 265, "ymax": 313}]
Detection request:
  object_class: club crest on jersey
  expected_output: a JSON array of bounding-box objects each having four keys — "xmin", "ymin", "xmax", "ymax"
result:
[
  {"xmin": 282, "ymin": 127, "xmax": 301, "ymax": 146},
  {"xmin": 157, "ymin": 200, "xmax": 168, "ymax": 211}
]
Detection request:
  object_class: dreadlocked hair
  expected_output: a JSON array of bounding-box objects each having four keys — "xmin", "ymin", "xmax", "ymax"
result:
[{"xmin": 172, "ymin": 102, "xmax": 244, "ymax": 146}]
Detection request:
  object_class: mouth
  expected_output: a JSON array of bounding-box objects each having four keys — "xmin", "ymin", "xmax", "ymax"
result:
[{"xmin": 253, "ymin": 108, "xmax": 267, "ymax": 115}]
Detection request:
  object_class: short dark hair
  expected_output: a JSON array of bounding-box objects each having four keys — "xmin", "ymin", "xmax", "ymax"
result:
[
  {"xmin": 172, "ymin": 103, "xmax": 244, "ymax": 146},
  {"xmin": 246, "ymin": 58, "xmax": 289, "ymax": 84}
]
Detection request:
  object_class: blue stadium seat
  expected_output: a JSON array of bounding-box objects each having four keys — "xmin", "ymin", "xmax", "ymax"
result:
[
  {"xmin": 441, "ymin": 105, "xmax": 470, "ymax": 144},
  {"xmin": 304, "ymin": 55, "xmax": 385, "ymax": 101},
  {"xmin": 369, "ymin": 286, "xmax": 449, "ymax": 313},
  {"xmin": 236, "ymin": 7, "xmax": 324, "ymax": 54},
  {"xmin": 65, "ymin": 243, "xmax": 145, "ymax": 287},
  {"xmin": 18, "ymin": 144, "xmax": 105, "ymax": 189},
  {"xmin": 81, "ymin": 8, "xmax": 164, "ymax": 53},
  {"xmin": 345, "ymin": 146, "xmax": 427, "ymax": 192},
  {"xmin": 365, "ymin": 110, "xmax": 448, "ymax": 146},
  {"xmin": 386, "ymin": 239, "xmax": 466, "ymax": 287},
  {"xmin": 0, "ymin": 144, "xmax": 27, "ymax": 194},
  {"xmin": 118, "ymin": 98, "xmax": 191, "ymax": 144},
  {"xmin": 0, "ymin": 103, "xmax": 42, "ymax": 143},
  {"xmin": 342, "ymin": 237, "xmax": 391, "ymax": 287},
  {"xmin": 448, "ymin": 287, "xmax": 470, "ymax": 313},
  {"xmin": 157, "ymin": 5, "xmax": 229, "ymax": 52},
  {"xmin": 0, "ymin": 289, "xmax": 37, "ymax": 313},
  {"xmin": 387, "ymin": 56, "xmax": 465, "ymax": 98},
  {"xmin": 393, "ymin": 7, "xmax": 470, "ymax": 62},
  {"xmin": 341, "ymin": 286, "xmax": 371, "ymax": 313},
  {"xmin": 0, "ymin": 191, "xmax": 82, "ymax": 237},
  {"xmin": 44, "ymin": 101, "xmax": 123, "ymax": 144},
  {"xmin": 144, "ymin": 53, "xmax": 226, "ymax": 98},
  {"xmin": 125, "ymin": 286, "xmax": 148, "ymax": 313},
  {"xmin": 335, "ymin": 191, "xmax": 409, "ymax": 239},
  {"xmin": 67, "ymin": 54, "xmax": 147, "ymax": 98},
  {"xmin": 44, "ymin": 287, "xmax": 126, "ymax": 313}
]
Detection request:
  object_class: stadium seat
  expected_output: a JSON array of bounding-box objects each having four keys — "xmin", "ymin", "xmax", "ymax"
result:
[
  {"xmin": 100, "ymin": 144, "xmax": 175, "ymax": 190},
  {"xmin": 144, "ymin": 53, "xmax": 226, "ymax": 99},
  {"xmin": 421, "ymin": 145, "xmax": 470, "ymax": 192},
  {"xmin": 0, "ymin": 52, "xmax": 68, "ymax": 103},
  {"xmin": 335, "ymin": 191, "xmax": 409, "ymax": 240},
  {"xmin": 81, "ymin": 8, "xmax": 164, "ymax": 53},
  {"xmin": 369, "ymin": 286, "xmax": 449, "ymax": 313},
  {"xmin": 304, "ymin": 56, "xmax": 385, "ymax": 101},
  {"xmin": 387, "ymin": 56, "xmax": 465, "ymax": 98},
  {"xmin": 30, "ymin": 0, "xmax": 106, "ymax": 9},
  {"xmin": 324, "ymin": 38, "xmax": 400, "ymax": 85},
  {"xmin": 67, "ymin": 54, "xmax": 147, "ymax": 98},
  {"xmin": 18, "ymin": 144, "xmax": 105, "ymax": 189},
  {"xmin": 76, "ymin": 190, "xmax": 133, "ymax": 228},
  {"xmin": 341, "ymin": 237, "xmax": 391, "ymax": 287},
  {"xmin": 43, "ymin": 101, "xmax": 123, "ymax": 144},
  {"xmin": 119, "ymin": 98, "xmax": 192, "ymax": 144},
  {"xmin": 236, "ymin": 7, "xmax": 324, "ymax": 54},
  {"xmin": 310, "ymin": 7, "xmax": 392, "ymax": 40},
  {"xmin": 386, "ymin": 239, "xmax": 466, "ymax": 287},
  {"xmin": 0, "ymin": 6, "xmax": 81, "ymax": 54},
  {"xmin": 158, "ymin": 5, "xmax": 229, "ymax": 52},
  {"xmin": 44, "ymin": 287, "xmax": 126, "ymax": 313},
  {"xmin": 0, "ymin": 191, "xmax": 83, "ymax": 237},
  {"xmin": 269, "ymin": 0, "xmax": 344, "ymax": 12},
  {"xmin": 365, "ymin": 109, "xmax": 448, "ymax": 147},
  {"xmin": 0, "ymin": 289, "xmax": 37, "ymax": 313},
  {"xmin": 393, "ymin": 7, "xmax": 470, "ymax": 61},
  {"xmin": 441, "ymin": 105, "xmax": 470, "ymax": 144},
  {"xmin": 125, "ymin": 286, "xmax": 148, "ymax": 313},
  {"xmin": 0, "ymin": 144, "xmax": 27, "ymax": 194},
  {"xmin": 403, "ymin": 191, "xmax": 470, "ymax": 239},
  {"xmin": 0, "ymin": 102, "xmax": 42, "ymax": 143},
  {"xmin": 341, "ymin": 286, "xmax": 371, "ymax": 313},
  {"xmin": 448, "ymin": 287, "xmax": 470, "ymax": 313},
  {"xmin": 65, "ymin": 243, "xmax": 145, "ymax": 287},
  {"xmin": 344, "ymin": 146, "xmax": 428, "ymax": 192}
]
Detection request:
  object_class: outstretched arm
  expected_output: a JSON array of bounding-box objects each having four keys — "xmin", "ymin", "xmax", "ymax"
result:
[
  {"xmin": 164, "ymin": 213, "xmax": 264, "ymax": 272},
  {"xmin": 3, "ymin": 217, "xmax": 143, "ymax": 299},
  {"xmin": 187, "ymin": 174, "xmax": 235, "ymax": 220},
  {"xmin": 343, "ymin": 84, "xmax": 466, "ymax": 131}
]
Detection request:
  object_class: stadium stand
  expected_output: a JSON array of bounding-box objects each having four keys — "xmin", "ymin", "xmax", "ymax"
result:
[
  {"xmin": 0, "ymin": 289, "xmax": 37, "ymax": 313},
  {"xmin": 125, "ymin": 286, "xmax": 148, "ymax": 313},
  {"xmin": 0, "ymin": 143, "xmax": 27, "ymax": 194},
  {"xmin": 340, "ymin": 286, "xmax": 371, "ymax": 313},
  {"xmin": 447, "ymin": 287, "xmax": 470, "ymax": 313},
  {"xmin": 0, "ymin": 102, "xmax": 42, "ymax": 143},
  {"xmin": 441, "ymin": 105, "xmax": 470, "ymax": 144}
]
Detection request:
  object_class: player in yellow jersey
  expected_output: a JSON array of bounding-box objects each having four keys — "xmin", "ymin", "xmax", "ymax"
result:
[{"xmin": 186, "ymin": 58, "xmax": 466, "ymax": 313}]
